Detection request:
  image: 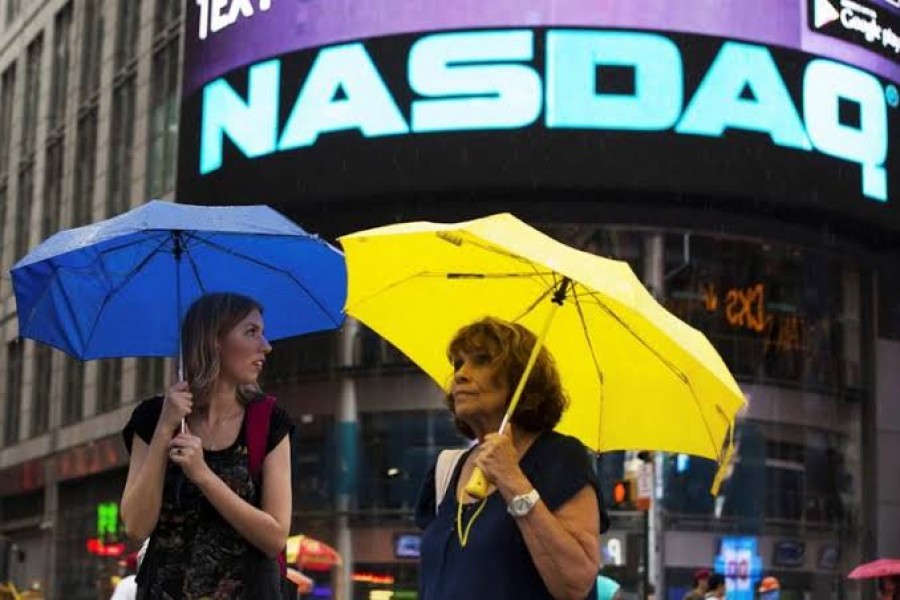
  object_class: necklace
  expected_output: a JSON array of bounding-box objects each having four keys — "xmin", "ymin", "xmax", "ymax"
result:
[{"xmin": 456, "ymin": 490, "xmax": 488, "ymax": 548}]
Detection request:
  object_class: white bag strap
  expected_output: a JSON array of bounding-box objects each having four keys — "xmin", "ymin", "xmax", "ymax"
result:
[{"xmin": 434, "ymin": 448, "xmax": 466, "ymax": 514}]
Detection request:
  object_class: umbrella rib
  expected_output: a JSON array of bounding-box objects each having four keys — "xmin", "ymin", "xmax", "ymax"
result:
[
  {"xmin": 95, "ymin": 230, "xmax": 169, "ymax": 259},
  {"xmin": 439, "ymin": 232, "xmax": 539, "ymax": 266},
  {"xmin": 582, "ymin": 289, "xmax": 719, "ymax": 455},
  {"xmin": 186, "ymin": 234, "xmax": 343, "ymax": 328},
  {"xmin": 571, "ymin": 283, "xmax": 606, "ymax": 396},
  {"xmin": 80, "ymin": 236, "xmax": 174, "ymax": 357},
  {"xmin": 348, "ymin": 270, "xmax": 554, "ymax": 312},
  {"xmin": 181, "ymin": 242, "xmax": 208, "ymax": 296},
  {"xmin": 55, "ymin": 273, "xmax": 88, "ymax": 358},
  {"xmin": 444, "ymin": 271, "xmax": 554, "ymax": 280},
  {"xmin": 510, "ymin": 285, "xmax": 555, "ymax": 323}
]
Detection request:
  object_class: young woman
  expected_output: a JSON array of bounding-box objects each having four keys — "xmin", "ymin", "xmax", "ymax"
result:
[{"xmin": 120, "ymin": 293, "xmax": 293, "ymax": 599}]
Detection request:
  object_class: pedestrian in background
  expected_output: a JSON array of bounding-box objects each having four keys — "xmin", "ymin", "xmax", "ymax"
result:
[
  {"xmin": 704, "ymin": 573, "xmax": 726, "ymax": 598},
  {"xmin": 684, "ymin": 569, "xmax": 710, "ymax": 600},
  {"xmin": 878, "ymin": 575, "xmax": 899, "ymax": 600}
]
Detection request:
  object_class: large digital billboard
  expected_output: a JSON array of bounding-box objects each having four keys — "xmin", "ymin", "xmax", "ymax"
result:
[{"xmin": 178, "ymin": 1, "xmax": 900, "ymax": 230}]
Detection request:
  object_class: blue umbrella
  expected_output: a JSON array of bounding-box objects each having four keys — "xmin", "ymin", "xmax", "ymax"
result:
[{"xmin": 11, "ymin": 200, "xmax": 346, "ymax": 361}]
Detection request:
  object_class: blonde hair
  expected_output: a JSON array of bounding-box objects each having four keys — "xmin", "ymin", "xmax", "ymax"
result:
[{"xmin": 181, "ymin": 293, "xmax": 264, "ymax": 404}]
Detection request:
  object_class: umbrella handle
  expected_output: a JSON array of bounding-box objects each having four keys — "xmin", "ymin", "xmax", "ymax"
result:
[{"xmin": 464, "ymin": 467, "xmax": 491, "ymax": 498}]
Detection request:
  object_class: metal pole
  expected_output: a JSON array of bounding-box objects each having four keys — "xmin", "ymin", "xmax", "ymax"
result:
[
  {"xmin": 336, "ymin": 317, "xmax": 360, "ymax": 600},
  {"xmin": 644, "ymin": 232, "xmax": 666, "ymax": 597}
]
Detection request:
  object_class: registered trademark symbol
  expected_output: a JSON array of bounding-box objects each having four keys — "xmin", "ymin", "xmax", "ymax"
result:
[{"xmin": 887, "ymin": 85, "xmax": 900, "ymax": 108}]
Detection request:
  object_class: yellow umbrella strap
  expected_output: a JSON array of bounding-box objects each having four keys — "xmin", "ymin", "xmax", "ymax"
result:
[
  {"xmin": 456, "ymin": 494, "xmax": 488, "ymax": 548},
  {"xmin": 710, "ymin": 420, "xmax": 736, "ymax": 495}
]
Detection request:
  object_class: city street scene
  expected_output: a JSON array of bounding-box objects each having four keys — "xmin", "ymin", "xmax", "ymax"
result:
[{"xmin": 0, "ymin": 0, "xmax": 898, "ymax": 599}]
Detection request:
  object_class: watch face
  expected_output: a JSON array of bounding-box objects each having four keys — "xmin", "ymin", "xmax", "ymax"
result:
[{"xmin": 512, "ymin": 497, "xmax": 531, "ymax": 516}]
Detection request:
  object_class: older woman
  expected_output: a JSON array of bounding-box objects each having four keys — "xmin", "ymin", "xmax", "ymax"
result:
[{"xmin": 416, "ymin": 317, "xmax": 608, "ymax": 600}]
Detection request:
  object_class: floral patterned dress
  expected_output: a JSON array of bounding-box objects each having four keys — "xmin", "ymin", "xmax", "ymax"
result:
[{"xmin": 123, "ymin": 396, "xmax": 291, "ymax": 599}]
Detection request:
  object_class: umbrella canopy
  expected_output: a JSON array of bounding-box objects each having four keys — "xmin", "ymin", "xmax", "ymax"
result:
[
  {"xmin": 340, "ymin": 213, "xmax": 746, "ymax": 492},
  {"xmin": 286, "ymin": 535, "xmax": 342, "ymax": 572},
  {"xmin": 848, "ymin": 559, "xmax": 900, "ymax": 579},
  {"xmin": 11, "ymin": 200, "xmax": 346, "ymax": 359}
]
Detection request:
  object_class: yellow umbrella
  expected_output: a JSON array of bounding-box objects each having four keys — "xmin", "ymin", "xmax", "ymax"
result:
[{"xmin": 340, "ymin": 213, "xmax": 745, "ymax": 494}]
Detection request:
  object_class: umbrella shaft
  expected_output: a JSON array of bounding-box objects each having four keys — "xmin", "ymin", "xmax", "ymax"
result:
[{"xmin": 499, "ymin": 298, "xmax": 562, "ymax": 434}]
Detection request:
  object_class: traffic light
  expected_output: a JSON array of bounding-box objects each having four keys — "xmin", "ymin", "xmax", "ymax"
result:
[{"xmin": 611, "ymin": 479, "xmax": 634, "ymax": 509}]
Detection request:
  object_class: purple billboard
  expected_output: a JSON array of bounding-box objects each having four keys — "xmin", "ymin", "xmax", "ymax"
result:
[
  {"xmin": 184, "ymin": 0, "xmax": 899, "ymax": 94},
  {"xmin": 179, "ymin": 0, "xmax": 900, "ymax": 231}
]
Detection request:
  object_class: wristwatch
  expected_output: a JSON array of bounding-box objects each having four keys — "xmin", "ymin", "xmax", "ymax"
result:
[{"xmin": 507, "ymin": 488, "xmax": 541, "ymax": 517}]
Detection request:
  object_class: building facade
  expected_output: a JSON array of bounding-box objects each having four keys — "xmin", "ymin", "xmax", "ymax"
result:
[
  {"xmin": 0, "ymin": 1, "xmax": 179, "ymax": 597},
  {"xmin": 0, "ymin": 2, "xmax": 898, "ymax": 600}
]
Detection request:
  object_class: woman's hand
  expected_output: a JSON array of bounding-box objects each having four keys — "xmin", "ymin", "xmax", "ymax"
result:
[
  {"xmin": 158, "ymin": 381, "xmax": 193, "ymax": 435},
  {"xmin": 475, "ymin": 429, "xmax": 531, "ymax": 496},
  {"xmin": 169, "ymin": 424, "xmax": 211, "ymax": 484}
]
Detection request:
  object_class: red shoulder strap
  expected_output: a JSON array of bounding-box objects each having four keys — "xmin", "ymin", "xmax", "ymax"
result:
[
  {"xmin": 246, "ymin": 395, "xmax": 276, "ymax": 480},
  {"xmin": 245, "ymin": 395, "xmax": 288, "ymax": 577}
]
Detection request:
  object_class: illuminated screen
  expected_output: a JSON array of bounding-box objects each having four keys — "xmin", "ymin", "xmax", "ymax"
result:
[
  {"xmin": 393, "ymin": 533, "xmax": 421, "ymax": 559},
  {"xmin": 178, "ymin": 1, "xmax": 900, "ymax": 230}
]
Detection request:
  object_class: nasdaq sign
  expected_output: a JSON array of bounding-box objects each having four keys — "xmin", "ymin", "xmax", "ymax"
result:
[{"xmin": 199, "ymin": 30, "xmax": 891, "ymax": 201}]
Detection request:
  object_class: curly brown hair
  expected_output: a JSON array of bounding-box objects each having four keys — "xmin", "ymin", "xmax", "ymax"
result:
[{"xmin": 445, "ymin": 317, "xmax": 568, "ymax": 439}]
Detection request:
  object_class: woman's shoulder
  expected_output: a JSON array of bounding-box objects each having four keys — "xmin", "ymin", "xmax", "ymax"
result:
[
  {"xmin": 129, "ymin": 395, "xmax": 164, "ymax": 422},
  {"xmin": 532, "ymin": 430, "xmax": 589, "ymax": 457},
  {"xmin": 122, "ymin": 396, "xmax": 164, "ymax": 453}
]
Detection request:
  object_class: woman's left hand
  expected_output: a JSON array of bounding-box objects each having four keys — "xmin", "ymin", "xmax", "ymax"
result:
[
  {"xmin": 475, "ymin": 430, "xmax": 530, "ymax": 495},
  {"xmin": 169, "ymin": 425, "xmax": 211, "ymax": 484}
]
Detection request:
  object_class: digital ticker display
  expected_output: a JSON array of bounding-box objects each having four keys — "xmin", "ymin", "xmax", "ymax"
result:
[{"xmin": 178, "ymin": 1, "xmax": 900, "ymax": 231}]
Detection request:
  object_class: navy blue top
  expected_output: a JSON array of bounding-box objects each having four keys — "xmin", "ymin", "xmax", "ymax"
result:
[{"xmin": 415, "ymin": 431, "xmax": 609, "ymax": 600}]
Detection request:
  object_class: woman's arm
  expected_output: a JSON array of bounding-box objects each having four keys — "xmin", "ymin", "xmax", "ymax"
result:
[
  {"xmin": 171, "ymin": 429, "xmax": 292, "ymax": 558},
  {"xmin": 120, "ymin": 384, "xmax": 194, "ymax": 540},
  {"xmin": 119, "ymin": 432, "xmax": 171, "ymax": 540},
  {"xmin": 499, "ymin": 481, "xmax": 600, "ymax": 600},
  {"xmin": 477, "ymin": 432, "xmax": 601, "ymax": 600}
]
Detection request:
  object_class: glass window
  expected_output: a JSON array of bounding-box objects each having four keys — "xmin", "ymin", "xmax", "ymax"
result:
[
  {"xmin": 20, "ymin": 34, "xmax": 43, "ymax": 157},
  {"xmin": 292, "ymin": 413, "xmax": 335, "ymax": 512},
  {"xmin": 42, "ymin": 138, "xmax": 65, "ymax": 238},
  {"xmin": 31, "ymin": 345, "xmax": 53, "ymax": 436},
  {"xmin": 96, "ymin": 359, "xmax": 123, "ymax": 413},
  {"xmin": 358, "ymin": 411, "xmax": 464, "ymax": 511},
  {"xmin": 0, "ymin": 184, "xmax": 7, "ymax": 285},
  {"xmin": 580, "ymin": 229, "xmax": 849, "ymax": 393},
  {"xmin": 136, "ymin": 357, "xmax": 166, "ymax": 399},
  {"xmin": 153, "ymin": 0, "xmax": 181, "ymax": 35},
  {"xmin": 79, "ymin": 0, "xmax": 104, "ymax": 102},
  {"xmin": 49, "ymin": 3, "xmax": 73, "ymax": 132},
  {"xmin": 260, "ymin": 332, "xmax": 335, "ymax": 386},
  {"xmin": 114, "ymin": 0, "xmax": 141, "ymax": 70},
  {"xmin": 72, "ymin": 109, "xmax": 98, "ymax": 227},
  {"xmin": 14, "ymin": 163, "xmax": 34, "ymax": 259},
  {"xmin": 146, "ymin": 37, "xmax": 180, "ymax": 197},
  {"xmin": 5, "ymin": 0, "xmax": 22, "ymax": 26},
  {"xmin": 4, "ymin": 341, "xmax": 23, "ymax": 445},
  {"xmin": 61, "ymin": 357, "xmax": 85, "ymax": 426},
  {"xmin": 0, "ymin": 64, "xmax": 16, "ymax": 177},
  {"xmin": 107, "ymin": 76, "xmax": 136, "ymax": 216}
]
